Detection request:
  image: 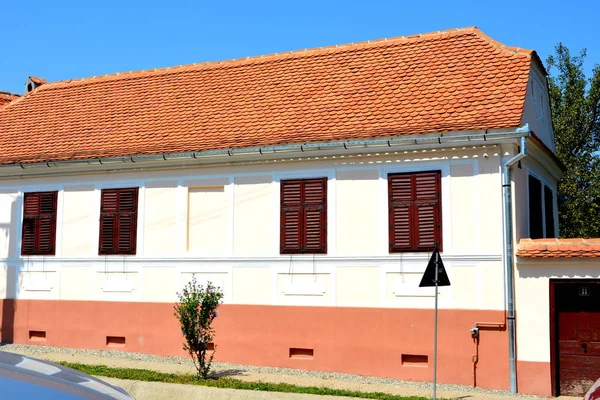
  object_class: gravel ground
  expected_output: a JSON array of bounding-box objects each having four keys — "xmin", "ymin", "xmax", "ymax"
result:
[{"xmin": 1, "ymin": 343, "xmax": 548, "ymax": 399}]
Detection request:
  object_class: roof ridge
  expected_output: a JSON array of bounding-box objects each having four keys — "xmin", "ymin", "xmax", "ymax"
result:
[
  {"xmin": 469, "ymin": 27, "xmax": 533, "ymax": 56},
  {"xmin": 0, "ymin": 91, "xmax": 21, "ymax": 97},
  {"xmin": 38, "ymin": 26, "xmax": 533, "ymax": 91}
]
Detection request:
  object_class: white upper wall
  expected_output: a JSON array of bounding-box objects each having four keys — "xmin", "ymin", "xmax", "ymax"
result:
[
  {"xmin": 0, "ymin": 146, "xmax": 512, "ymax": 309},
  {"xmin": 0, "ymin": 146, "xmax": 505, "ymax": 260},
  {"xmin": 521, "ymin": 61, "xmax": 556, "ymax": 152}
]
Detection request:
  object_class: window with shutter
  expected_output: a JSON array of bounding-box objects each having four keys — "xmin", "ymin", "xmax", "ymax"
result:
[
  {"xmin": 388, "ymin": 171, "xmax": 442, "ymax": 253},
  {"xmin": 21, "ymin": 191, "xmax": 58, "ymax": 256},
  {"xmin": 280, "ymin": 178, "xmax": 327, "ymax": 254},
  {"xmin": 99, "ymin": 188, "xmax": 138, "ymax": 255},
  {"xmin": 528, "ymin": 174, "xmax": 556, "ymax": 239}
]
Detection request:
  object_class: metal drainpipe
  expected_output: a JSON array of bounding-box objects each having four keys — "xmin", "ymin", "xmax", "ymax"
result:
[{"xmin": 502, "ymin": 133, "xmax": 529, "ymax": 394}]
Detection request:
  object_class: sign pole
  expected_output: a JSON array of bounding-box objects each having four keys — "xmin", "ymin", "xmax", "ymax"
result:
[
  {"xmin": 433, "ymin": 251, "xmax": 439, "ymax": 400},
  {"xmin": 418, "ymin": 247, "xmax": 450, "ymax": 400}
]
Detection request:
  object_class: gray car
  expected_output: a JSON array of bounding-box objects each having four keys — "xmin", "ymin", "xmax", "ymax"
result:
[{"xmin": 0, "ymin": 350, "xmax": 134, "ymax": 399}]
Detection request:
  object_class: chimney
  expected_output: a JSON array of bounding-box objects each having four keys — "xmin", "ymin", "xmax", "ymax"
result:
[{"xmin": 25, "ymin": 76, "xmax": 47, "ymax": 93}]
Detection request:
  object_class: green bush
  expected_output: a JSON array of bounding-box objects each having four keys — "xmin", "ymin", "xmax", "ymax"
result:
[{"xmin": 174, "ymin": 275, "xmax": 224, "ymax": 378}]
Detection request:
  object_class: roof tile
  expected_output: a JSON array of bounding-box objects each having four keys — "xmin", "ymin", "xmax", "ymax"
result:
[
  {"xmin": 517, "ymin": 238, "xmax": 600, "ymax": 259},
  {"xmin": 0, "ymin": 27, "xmax": 535, "ymax": 165},
  {"xmin": 0, "ymin": 92, "xmax": 20, "ymax": 108}
]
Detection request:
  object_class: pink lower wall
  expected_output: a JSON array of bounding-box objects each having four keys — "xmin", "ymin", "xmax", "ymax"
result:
[
  {"xmin": 0, "ymin": 300, "xmax": 550, "ymax": 396},
  {"xmin": 517, "ymin": 360, "xmax": 552, "ymax": 397}
]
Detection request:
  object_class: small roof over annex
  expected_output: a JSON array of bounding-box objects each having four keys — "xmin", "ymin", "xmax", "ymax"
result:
[
  {"xmin": 517, "ymin": 238, "xmax": 600, "ymax": 258},
  {"xmin": 0, "ymin": 27, "xmax": 542, "ymax": 166}
]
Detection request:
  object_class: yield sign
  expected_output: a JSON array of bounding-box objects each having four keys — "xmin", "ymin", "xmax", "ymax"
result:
[{"xmin": 419, "ymin": 247, "xmax": 450, "ymax": 287}]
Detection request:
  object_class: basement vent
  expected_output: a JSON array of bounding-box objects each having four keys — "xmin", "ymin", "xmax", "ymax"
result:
[
  {"xmin": 289, "ymin": 348, "xmax": 314, "ymax": 359},
  {"xmin": 401, "ymin": 354, "xmax": 428, "ymax": 367},
  {"xmin": 106, "ymin": 336, "xmax": 126, "ymax": 347},
  {"xmin": 29, "ymin": 330, "xmax": 46, "ymax": 341}
]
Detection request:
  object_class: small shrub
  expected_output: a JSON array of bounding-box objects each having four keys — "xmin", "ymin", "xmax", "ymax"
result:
[{"xmin": 174, "ymin": 275, "xmax": 224, "ymax": 378}]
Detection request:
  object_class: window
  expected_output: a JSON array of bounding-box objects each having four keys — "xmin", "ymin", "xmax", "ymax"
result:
[
  {"xmin": 388, "ymin": 171, "xmax": 442, "ymax": 252},
  {"xmin": 280, "ymin": 178, "xmax": 327, "ymax": 254},
  {"xmin": 528, "ymin": 175, "xmax": 556, "ymax": 239},
  {"xmin": 544, "ymin": 185, "xmax": 556, "ymax": 238},
  {"xmin": 99, "ymin": 188, "xmax": 139, "ymax": 255},
  {"xmin": 529, "ymin": 176, "xmax": 543, "ymax": 239},
  {"xmin": 21, "ymin": 191, "xmax": 58, "ymax": 256}
]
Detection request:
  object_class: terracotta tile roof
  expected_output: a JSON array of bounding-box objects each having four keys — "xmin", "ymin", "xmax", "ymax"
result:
[
  {"xmin": 28, "ymin": 76, "xmax": 47, "ymax": 85},
  {"xmin": 0, "ymin": 92, "xmax": 20, "ymax": 108},
  {"xmin": 0, "ymin": 27, "xmax": 535, "ymax": 165},
  {"xmin": 517, "ymin": 238, "xmax": 600, "ymax": 258}
]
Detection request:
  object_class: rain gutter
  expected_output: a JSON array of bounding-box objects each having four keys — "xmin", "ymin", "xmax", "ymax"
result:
[
  {"xmin": 501, "ymin": 127, "xmax": 530, "ymax": 394},
  {"xmin": 1, "ymin": 128, "xmax": 532, "ymax": 178}
]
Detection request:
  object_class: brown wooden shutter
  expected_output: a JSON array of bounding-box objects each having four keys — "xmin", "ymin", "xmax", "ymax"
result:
[
  {"xmin": 281, "ymin": 180, "xmax": 302, "ymax": 253},
  {"xmin": 21, "ymin": 191, "xmax": 57, "ymax": 256},
  {"xmin": 22, "ymin": 193, "xmax": 39, "ymax": 255},
  {"xmin": 101, "ymin": 190, "xmax": 119, "ymax": 212},
  {"xmin": 37, "ymin": 192, "xmax": 57, "ymax": 254},
  {"xmin": 280, "ymin": 178, "xmax": 327, "ymax": 254},
  {"xmin": 116, "ymin": 189, "xmax": 137, "ymax": 254},
  {"xmin": 414, "ymin": 172, "xmax": 441, "ymax": 250},
  {"xmin": 281, "ymin": 208, "xmax": 301, "ymax": 253},
  {"xmin": 99, "ymin": 188, "xmax": 138, "ymax": 255},
  {"xmin": 388, "ymin": 175, "xmax": 413, "ymax": 252},
  {"xmin": 303, "ymin": 179, "xmax": 326, "ymax": 253},
  {"xmin": 389, "ymin": 171, "xmax": 441, "ymax": 252},
  {"xmin": 99, "ymin": 214, "xmax": 116, "ymax": 254},
  {"xmin": 21, "ymin": 217, "xmax": 36, "ymax": 254},
  {"xmin": 99, "ymin": 189, "xmax": 117, "ymax": 254}
]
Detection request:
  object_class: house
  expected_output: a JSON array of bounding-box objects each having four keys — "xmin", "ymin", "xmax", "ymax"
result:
[{"xmin": 0, "ymin": 26, "xmax": 581, "ymax": 396}]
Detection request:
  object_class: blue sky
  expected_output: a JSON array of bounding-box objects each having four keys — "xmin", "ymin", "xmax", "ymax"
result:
[{"xmin": 1, "ymin": 0, "xmax": 598, "ymax": 95}]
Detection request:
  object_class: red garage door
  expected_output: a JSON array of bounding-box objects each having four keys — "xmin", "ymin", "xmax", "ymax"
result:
[{"xmin": 554, "ymin": 281, "xmax": 600, "ymax": 396}]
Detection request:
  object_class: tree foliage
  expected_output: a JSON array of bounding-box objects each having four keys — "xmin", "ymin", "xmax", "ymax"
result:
[
  {"xmin": 546, "ymin": 44, "xmax": 600, "ymax": 238},
  {"xmin": 174, "ymin": 275, "xmax": 224, "ymax": 379}
]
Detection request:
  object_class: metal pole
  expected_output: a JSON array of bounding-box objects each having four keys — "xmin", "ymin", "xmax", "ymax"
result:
[
  {"xmin": 502, "ymin": 135, "xmax": 528, "ymax": 393},
  {"xmin": 433, "ymin": 251, "xmax": 439, "ymax": 400}
]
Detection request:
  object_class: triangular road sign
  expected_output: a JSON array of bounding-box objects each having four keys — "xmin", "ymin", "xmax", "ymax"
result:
[{"xmin": 419, "ymin": 248, "xmax": 451, "ymax": 287}]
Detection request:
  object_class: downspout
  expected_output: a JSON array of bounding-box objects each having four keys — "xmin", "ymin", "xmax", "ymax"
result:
[{"xmin": 502, "ymin": 130, "xmax": 529, "ymax": 394}]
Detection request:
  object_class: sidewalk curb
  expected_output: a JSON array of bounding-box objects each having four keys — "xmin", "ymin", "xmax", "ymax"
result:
[{"xmin": 101, "ymin": 377, "xmax": 362, "ymax": 400}]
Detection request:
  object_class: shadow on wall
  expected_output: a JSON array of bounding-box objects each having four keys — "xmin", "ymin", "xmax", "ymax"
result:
[
  {"xmin": 519, "ymin": 263, "xmax": 600, "ymax": 279},
  {"xmin": 1, "ymin": 197, "xmax": 17, "ymax": 343}
]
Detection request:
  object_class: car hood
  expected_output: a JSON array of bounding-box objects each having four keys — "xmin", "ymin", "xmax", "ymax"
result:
[{"xmin": 0, "ymin": 350, "xmax": 133, "ymax": 399}]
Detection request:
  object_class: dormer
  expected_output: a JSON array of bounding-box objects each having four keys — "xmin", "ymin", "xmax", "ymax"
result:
[{"xmin": 25, "ymin": 76, "xmax": 47, "ymax": 93}]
